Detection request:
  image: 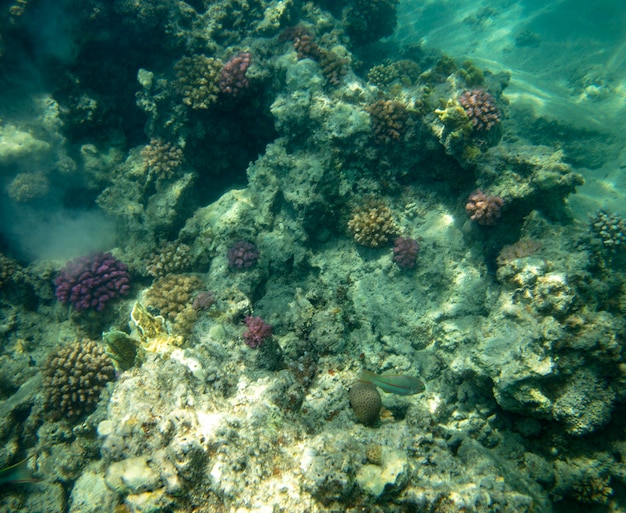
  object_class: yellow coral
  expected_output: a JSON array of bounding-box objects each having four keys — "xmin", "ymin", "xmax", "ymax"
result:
[
  {"xmin": 174, "ymin": 54, "xmax": 223, "ymax": 110},
  {"xmin": 348, "ymin": 200, "xmax": 399, "ymax": 248}
]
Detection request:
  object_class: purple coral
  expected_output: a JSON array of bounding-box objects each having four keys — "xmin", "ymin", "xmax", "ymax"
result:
[
  {"xmin": 465, "ymin": 190, "xmax": 504, "ymax": 226},
  {"xmin": 227, "ymin": 240, "xmax": 260, "ymax": 270},
  {"xmin": 192, "ymin": 291, "xmax": 216, "ymax": 311},
  {"xmin": 243, "ymin": 316, "xmax": 272, "ymax": 348},
  {"xmin": 54, "ymin": 252, "xmax": 130, "ymax": 312},
  {"xmin": 393, "ymin": 236, "xmax": 420, "ymax": 269},
  {"xmin": 219, "ymin": 51, "xmax": 252, "ymax": 97},
  {"xmin": 458, "ymin": 89, "xmax": 500, "ymax": 132}
]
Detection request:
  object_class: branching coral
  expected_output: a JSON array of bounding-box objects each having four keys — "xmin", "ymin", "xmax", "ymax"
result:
[
  {"xmin": 393, "ymin": 236, "xmax": 420, "ymax": 269},
  {"xmin": 219, "ymin": 51, "xmax": 252, "ymax": 97},
  {"xmin": 146, "ymin": 242, "xmax": 193, "ymax": 277},
  {"xmin": 465, "ymin": 190, "xmax": 504, "ymax": 226},
  {"xmin": 141, "ymin": 138, "xmax": 184, "ymax": 182},
  {"xmin": 146, "ymin": 274, "xmax": 202, "ymax": 322},
  {"xmin": 55, "ymin": 252, "xmax": 131, "ymax": 312},
  {"xmin": 366, "ymin": 99, "xmax": 409, "ymax": 144},
  {"xmin": 243, "ymin": 316, "xmax": 272, "ymax": 348},
  {"xmin": 318, "ymin": 48, "xmax": 349, "ymax": 86},
  {"xmin": 348, "ymin": 200, "xmax": 399, "ymax": 248},
  {"xmin": 42, "ymin": 340, "xmax": 115, "ymax": 421},
  {"xmin": 227, "ymin": 240, "xmax": 260, "ymax": 270},
  {"xmin": 174, "ymin": 54, "xmax": 223, "ymax": 109},
  {"xmin": 458, "ymin": 89, "xmax": 501, "ymax": 132},
  {"xmin": 590, "ymin": 209, "xmax": 626, "ymax": 253}
]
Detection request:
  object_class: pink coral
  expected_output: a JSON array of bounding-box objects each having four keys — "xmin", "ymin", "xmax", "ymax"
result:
[
  {"xmin": 393, "ymin": 237, "xmax": 419, "ymax": 269},
  {"xmin": 465, "ymin": 190, "xmax": 504, "ymax": 226},
  {"xmin": 243, "ymin": 316, "xmax": 272, "ymax": 348},
  {"xmin": 219, "ymin": 52, "xmax": 252, "ymax": 97},
  {"xmin": 458, "ymin": 89, "xmax": 500, "ymax": 132}
]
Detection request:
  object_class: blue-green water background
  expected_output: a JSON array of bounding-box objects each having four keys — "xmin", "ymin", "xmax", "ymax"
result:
[{"xmin": 395, "ymin": 0, "xmax": 626, "ymax": 218}]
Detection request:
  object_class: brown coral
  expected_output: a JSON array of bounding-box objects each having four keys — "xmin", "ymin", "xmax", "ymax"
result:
[
  {"xmin": 318, "ymin": 49, "xmax": 349, "ymax": 86},
  {"xmin": 349, "ymin": 382, "xmax": 381, "ymax": 425},
  {"xmin": 42, "ymin": 340, "xmax": 115, "ymax": 421},
  {"xmin": 141, "ymin": 138, "xmax": 184, "ymax": 181},
  {"xmin": 146, "ymin": 242, "xmax": 193, "ymax": 277},
  {"xmin": 7, "ymin": 172, "xmax": 50, "ymax": 202},
  {"xmin": 146, "ymin": 274, "xmax": 202, "ymax": 322},
  {"xmin": 366, "ymin": 99, "xmax": 409, "ymax": 144},
  {"xmin": 174, "ymin": 54, "xmax": 223, "ymax": 110},
  {"xmin": 280, "ymin": 26, "xmax": 321, "ymax": 61},
  {"xmin": 348, "ymin": 200, "xmax": 399, "ymax": 248}
]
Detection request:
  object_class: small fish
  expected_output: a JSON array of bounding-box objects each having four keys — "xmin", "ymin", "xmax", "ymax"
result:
[
  {"xmin": 0, "ymin": 459, "xmax": 39, "ymax": 486},
  {"xmin": 358, "ymin": 369, "xmax": 425, "ymax": 396}
]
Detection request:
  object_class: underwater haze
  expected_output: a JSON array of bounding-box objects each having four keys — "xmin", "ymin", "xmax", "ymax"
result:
[{"xmin": 0, "ymin": 1, "xmax": 625, "ymax": 512}]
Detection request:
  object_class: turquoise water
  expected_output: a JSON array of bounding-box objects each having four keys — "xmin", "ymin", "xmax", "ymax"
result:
[{"xmin": 0, "ymin": 1, "xmax": 625, "ymax": 512}]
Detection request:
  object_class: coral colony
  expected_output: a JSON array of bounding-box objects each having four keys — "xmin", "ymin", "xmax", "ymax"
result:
[
  {"xmin": 219, "ymin": 51, "xmax": 252, "ymax": 96},
  {"xmin": 242, "ymin": 315, "xmax": 272, "ymax": 348},
  {"xmin": 465, "ymin": 190, "xmax": 504, "ymax": 226},
  {"xmin": 458, "ymin": 89, "xmax": 501, "ymax": 132},
  {"xmin": 54, "ymin": 252, "xmax": 130, "ymax": 311},
  {"xmin": 227, "ymin": 240, "xmax": 260, "ymax": 269},
  {"xmin": 392, "ymin": 236, "xmax": 420, "ymax": 269}
]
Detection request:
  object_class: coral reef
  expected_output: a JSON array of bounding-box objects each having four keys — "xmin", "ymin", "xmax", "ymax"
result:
[
  {"xmin": 227, "ymin": 240, "xmax": 260, "ymax": 270},
  {"xmin": 458, "ymin": 89, "xmax": 501, "ymax": 132},
  {"xmin": 392, "ymin": 236, "xmax": 420, "ymax": 269},
  {"xmin": 1, "ymin": 3, "xmax": 624, "ymax": 513},
  {"xmin": 42, "ymin": 340, "xmax": 115, "ymax": 421},
  {"xmin": 348, "ymin": 200, "xmax": 399, "ymax": 247},
  {"xmin": 465, "ymin": 190, "xmax": 504, "ymax": 226},
  {"xmin": 54, "ymin": 252, "xmax": 131, "ymax": 312},
  {"xmin": 218, "ymin": 51, "xmax": 252, "ymax": 97},
  {"xmin": 242, "ymin": 315, "xmax": 272, "ymax": 348}
]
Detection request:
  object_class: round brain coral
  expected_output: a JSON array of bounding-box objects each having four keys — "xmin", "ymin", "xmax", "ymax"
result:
[
  {"xmin": 349, "ymin": 382, "xmax": 382, "ymax": 426},
  {"xmin": 42, "ymin": 340, "xmax": 115, "ymax": 421}
]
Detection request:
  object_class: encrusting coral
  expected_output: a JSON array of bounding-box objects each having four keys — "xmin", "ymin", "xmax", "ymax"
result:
[
  {"xmin": 348, "ymin": 200, "xmax": 399, "ymax": 248},
  {"xmin": 42, "ymin": 340, "xmax": 115, "ymax": 421}
]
